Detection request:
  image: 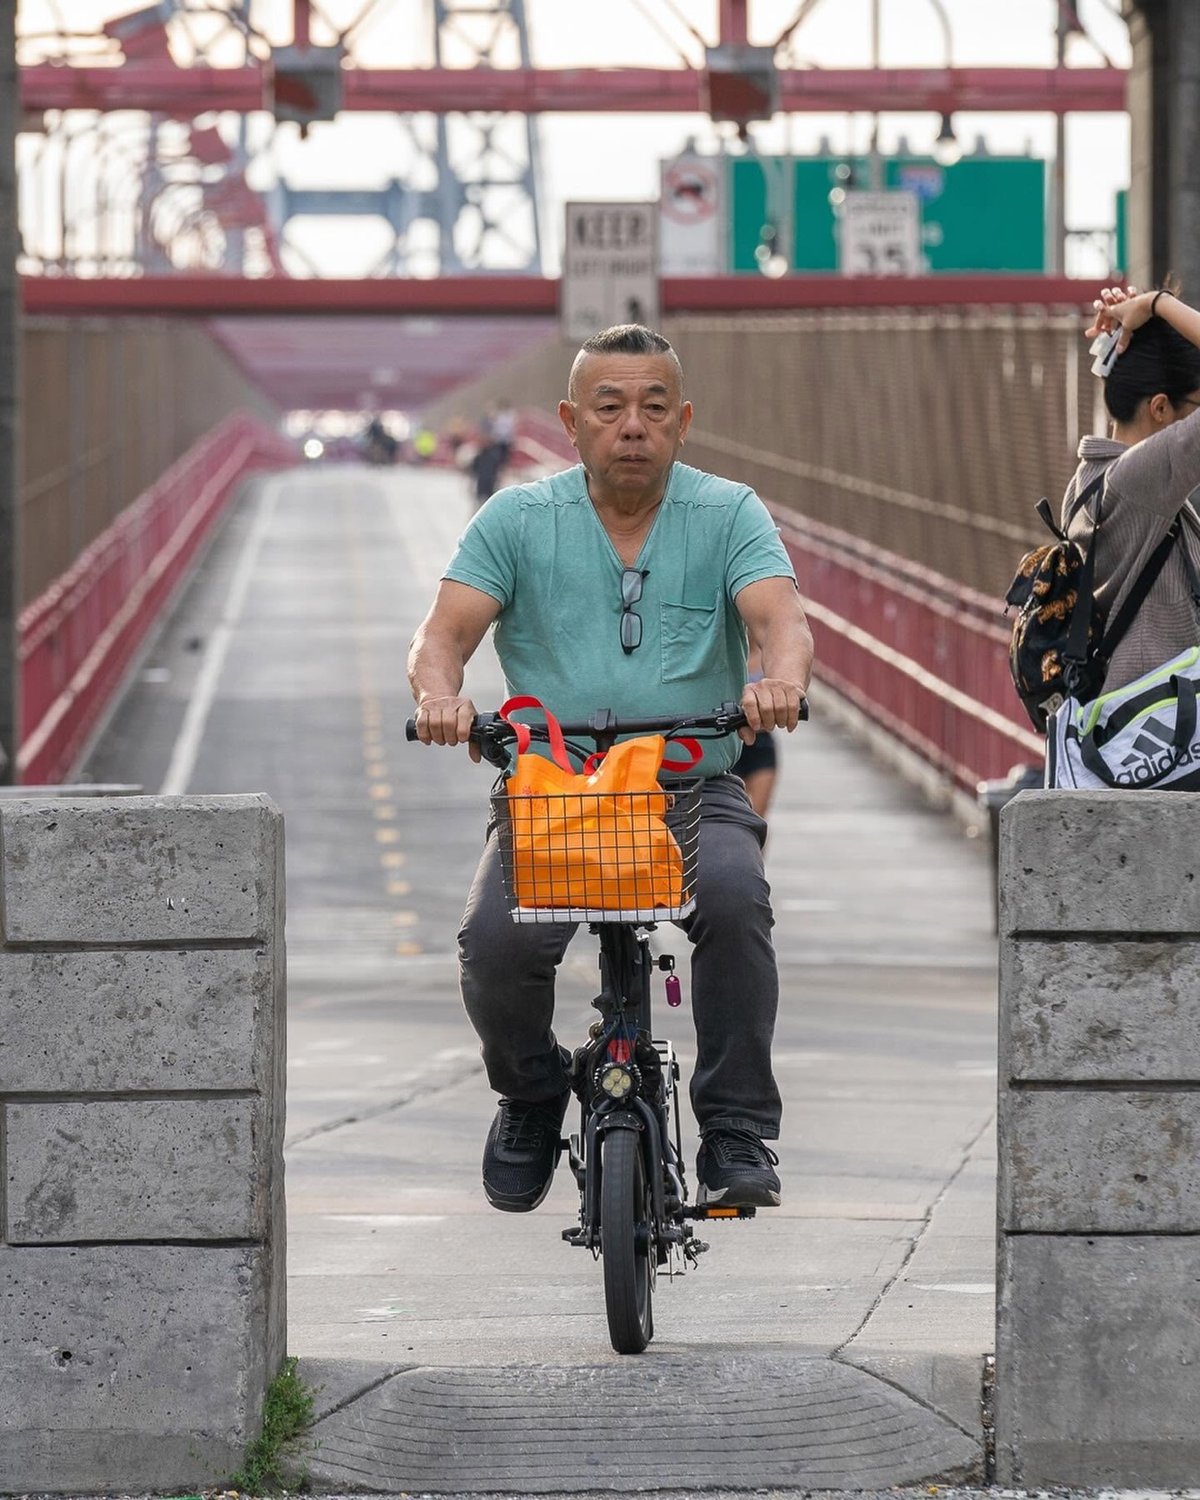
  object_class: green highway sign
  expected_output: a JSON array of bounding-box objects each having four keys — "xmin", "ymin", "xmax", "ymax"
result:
[{"xmin": 727, "ymin": 154, "xmax": 1047, "ymax": 274}]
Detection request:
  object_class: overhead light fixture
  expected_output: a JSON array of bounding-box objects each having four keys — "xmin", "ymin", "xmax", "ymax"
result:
[{"xmin": 932, "ymin": 112, "xmax": 962, "ymax": 167}]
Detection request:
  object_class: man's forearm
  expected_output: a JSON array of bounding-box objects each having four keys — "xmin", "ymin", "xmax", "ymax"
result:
[
  {"xmin": 407, "ymin": 625, "xmax": 467, "ymax": 705},
  {"xmin": 757, "ymin": 612, "xmax": 814, "ymax": 691}
]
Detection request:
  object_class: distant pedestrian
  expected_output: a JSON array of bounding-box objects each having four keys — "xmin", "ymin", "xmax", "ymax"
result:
[
  {"xmin": 470, "ymin": 404, "xmax": 508, "ymax": 508},
  {"xmin": 492, "ymin": 400, "xmax": 516, "ymax": 462},
  {"xmin": 363, "ymin": 415, "xmax": 397, "ymax": 466}
]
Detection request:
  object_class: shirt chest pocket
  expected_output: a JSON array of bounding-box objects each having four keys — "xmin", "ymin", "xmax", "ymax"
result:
[{"xmin": 659, "ymin": 598, "xmax": 722, "ymax": 682}]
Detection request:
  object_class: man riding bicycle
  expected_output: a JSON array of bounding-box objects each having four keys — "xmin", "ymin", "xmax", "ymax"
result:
[{"xmin": 409, "ymin": 323, "xmax": 814, "ymax": 1213}]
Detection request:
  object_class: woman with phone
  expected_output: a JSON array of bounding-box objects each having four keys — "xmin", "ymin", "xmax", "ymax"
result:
[{"xmin": 1065, "ymin": 284, "xmax": 1200, "ymax": 696}]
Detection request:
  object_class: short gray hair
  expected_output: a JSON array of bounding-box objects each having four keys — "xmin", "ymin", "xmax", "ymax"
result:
[{"xmin": 568, "ymin": 324, "xmax": 684, "ymax": 400}]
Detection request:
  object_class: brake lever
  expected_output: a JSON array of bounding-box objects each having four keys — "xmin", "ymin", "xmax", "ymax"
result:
[{"xmin": 473, "ymin": 716, "xmax": 513, "ymax": 770}]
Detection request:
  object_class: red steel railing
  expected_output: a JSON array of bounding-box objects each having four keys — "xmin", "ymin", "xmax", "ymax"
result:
[
  {"xmin": 17, "ymin": 410, "xmax": 295, "ymax": 784},
  {"xmin": 772, "ymin": 508, "xmax": 1042, "ymax": 790}
]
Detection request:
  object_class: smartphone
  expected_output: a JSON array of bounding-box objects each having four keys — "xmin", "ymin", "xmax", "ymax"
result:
[{"xmin": 1090, "ymin": 327, "xmax": 1123, "ymax": 378}]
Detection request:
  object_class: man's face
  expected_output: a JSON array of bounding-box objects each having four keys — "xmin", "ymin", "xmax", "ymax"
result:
[{"xmin": 558, "ymin": 353, "xmax": 693, "ymax": 504}]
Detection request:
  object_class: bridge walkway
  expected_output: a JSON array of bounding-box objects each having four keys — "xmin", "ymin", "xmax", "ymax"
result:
[{"xmin": 81, "ymin": 462, "xmax": 998, "ymax": 1493}]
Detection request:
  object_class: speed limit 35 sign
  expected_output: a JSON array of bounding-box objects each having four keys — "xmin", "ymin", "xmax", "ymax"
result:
[{"xmin": 839, "ymin": 191, "xmax": 922, "ymax": 277}]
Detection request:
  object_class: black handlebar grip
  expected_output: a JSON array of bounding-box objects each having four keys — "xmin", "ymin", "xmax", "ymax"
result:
[{"xmin": 404, "ymin": 718, "xmax": 418, "ymax": 741}]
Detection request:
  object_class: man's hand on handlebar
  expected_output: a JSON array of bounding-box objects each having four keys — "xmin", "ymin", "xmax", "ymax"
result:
[
  {"xmin": 413, "ymin": 694, "xmax": 483, "ymax": 763},
  {"xmin": 739, "ymin": 677, "xmax": 807, "ymax": 743}
]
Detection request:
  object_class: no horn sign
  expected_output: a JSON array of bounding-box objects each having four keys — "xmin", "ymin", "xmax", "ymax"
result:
[
  {"xmin": 659, "ymin": 152, "xmax": 726, "ymax": 276},
  {"xmin": 662, "ymin": 159, "xmax": 719, "ymax": 224}
]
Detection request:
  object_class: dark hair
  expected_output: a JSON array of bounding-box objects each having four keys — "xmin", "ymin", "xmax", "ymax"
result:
[
  {"xmin": 568, "ymin": 324, "xmax": 684, "ymax": 400},
  {"xmin": 579, "ymin": 324, "xmax": 673, "ymax": 358},
  {"xmin": 1104, "ymin": 315, "xmax": 1200, "ymax": 422}
]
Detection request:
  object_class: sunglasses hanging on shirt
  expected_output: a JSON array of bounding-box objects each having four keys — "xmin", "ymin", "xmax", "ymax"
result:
[{"xmin": 619, "ymin": 568, "xmax": 648, "ymax": 654}]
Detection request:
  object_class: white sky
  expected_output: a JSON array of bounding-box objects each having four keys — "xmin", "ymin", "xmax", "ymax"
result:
[{"xmin": 16, "ymin": 0, "xmax": 1133, "ymax": 276}]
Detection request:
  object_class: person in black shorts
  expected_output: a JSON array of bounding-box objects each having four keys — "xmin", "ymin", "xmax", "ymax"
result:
[
  {"xmin": 732, "ymin": 728, "xmax": 777, "ymax": 818},
  {"xmin": 733, "ymin": 647, "xmax": 779, "ymax": 818}
]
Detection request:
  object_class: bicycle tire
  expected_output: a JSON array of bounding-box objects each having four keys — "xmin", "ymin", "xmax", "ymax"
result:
[{"xmin": 600, "ymin": 1127, "xmax": 654, "ymax": 1354}]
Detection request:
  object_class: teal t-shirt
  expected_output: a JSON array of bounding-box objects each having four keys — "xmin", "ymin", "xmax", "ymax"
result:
[{"xmin": 442, "ymin": 462, "xmax": 796, "ymax": 777}]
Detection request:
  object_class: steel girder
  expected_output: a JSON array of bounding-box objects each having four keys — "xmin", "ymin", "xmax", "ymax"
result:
[{"xmin": 18, "ymin": 64, "xmax": 1127, "ymax": 117}]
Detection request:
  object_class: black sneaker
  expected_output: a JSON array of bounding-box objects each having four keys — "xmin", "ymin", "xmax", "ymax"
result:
[
  {"xmin": 482, "ymin": 1091, "xmax": 569, "ymax": 1213},
  {"xmin": 696, "ymin": 1128, "xmax": 782, "ymax": 1208}
]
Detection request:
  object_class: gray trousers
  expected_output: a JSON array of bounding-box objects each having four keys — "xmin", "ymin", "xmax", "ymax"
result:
[{"xmin": 457, "ymin": 773, "xmax": 782, "ymax": 1139}]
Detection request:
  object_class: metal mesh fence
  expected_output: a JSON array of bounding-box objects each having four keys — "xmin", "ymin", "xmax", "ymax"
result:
[
  {"xmin": 19, "ymin": 317, "xmax": 277, "ymax": 606},
  {"xmin": 670, "ymin": 310, "xmax": 1093, "ymax": 600}
]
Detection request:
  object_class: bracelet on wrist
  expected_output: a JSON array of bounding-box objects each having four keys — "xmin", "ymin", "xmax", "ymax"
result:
[{"xmin": 1152, "ymin": 289, "xmax": 1175, "ymax": 318}]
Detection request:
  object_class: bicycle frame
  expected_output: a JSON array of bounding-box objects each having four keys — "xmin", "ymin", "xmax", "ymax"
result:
[{"xmin": 563, "ymin": 919, "xmax": 707, "ymax": 1272}]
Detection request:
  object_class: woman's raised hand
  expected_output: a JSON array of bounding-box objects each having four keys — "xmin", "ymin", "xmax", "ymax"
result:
[{"xmin": 1086, "ymin": 285, "xmax": 1154, "ymax": 348}]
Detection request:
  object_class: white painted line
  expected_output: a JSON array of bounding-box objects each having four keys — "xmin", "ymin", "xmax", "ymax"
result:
[
  {"xmin": 912, "ymin": 1283, "xmax": 993, "ymax": 1294},
  {"xmin": 326, "ymin": 1214, "xmax": 446, "ymax": 1225},
  {"xmin": 160, "ymin": 476, "xmax": 281, "ymax": 795}
]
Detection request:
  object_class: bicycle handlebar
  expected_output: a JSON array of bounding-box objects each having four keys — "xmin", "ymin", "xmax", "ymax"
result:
[{"xmin": 405, "ymin": 700, "xmax": 809, "ymax": 769}]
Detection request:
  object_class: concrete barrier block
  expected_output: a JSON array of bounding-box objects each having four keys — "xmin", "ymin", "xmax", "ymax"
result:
[
  {"xmin": 0, "ymin": 1243, "xmax": 278, "ymax": 1492},
  {"xmin": 5, "ymin": 1100, "xmax": 261, "ymax": 1243},
  {"xmin": 1003, "ymin": 938, "xmax": 1200, "ymax": 1081},
  {"xmin": 1, "ymin": 1432, "xmax": 247, "ymax": 1495},
  {"xmin": 995, "ymin": 1234, "xmax": 1200, "ymax": 1487},
  {"xmin": 1000, "ymin": 1090, "xmax": 1200, "ymax": 1232},
  {"xmin": 1000, "ymin": 791, "xmax": 1200, "ymax": 935},
  {"xmin": 0, "ymin": 792, "xmax": 287, "ymax": 1493},
  {"xmin": 0, "ymin": 794, "xmax": 279, "ymax": 943},
  {"xmin": 0, "ymin": 948, "xmax": 267, "ymax": 1092}
]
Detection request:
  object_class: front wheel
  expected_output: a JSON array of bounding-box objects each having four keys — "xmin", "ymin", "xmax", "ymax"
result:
[{"xmin": 600, "ymin": 1127, "xmax": 655, "ymax": 1354}]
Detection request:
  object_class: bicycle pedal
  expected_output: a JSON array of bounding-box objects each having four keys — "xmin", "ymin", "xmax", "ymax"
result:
[{"xmin": 695, "ymin": 1205, "xmax": 756, "ymax": 1220}]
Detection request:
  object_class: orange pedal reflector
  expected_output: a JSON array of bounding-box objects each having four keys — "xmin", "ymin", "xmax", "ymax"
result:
[{"xmin": 703, "ymin": 1207, "xmax": 741, "ymax": 1218}]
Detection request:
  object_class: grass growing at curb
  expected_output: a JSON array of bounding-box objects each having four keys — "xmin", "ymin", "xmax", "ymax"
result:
[{"xmin": 229, "ymin": 1355, "xmax": 316, "ymax": 1494}]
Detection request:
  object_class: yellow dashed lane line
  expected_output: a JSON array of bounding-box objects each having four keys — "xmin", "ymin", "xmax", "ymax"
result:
[{"xmin": 349, "ymin": 503, "xmax": 424, "ymax": 955}]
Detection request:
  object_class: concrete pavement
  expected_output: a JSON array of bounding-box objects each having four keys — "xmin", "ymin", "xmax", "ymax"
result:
[{"xmin": 82, "ymin": 463, "xmax": 998, "ymax": 1493}]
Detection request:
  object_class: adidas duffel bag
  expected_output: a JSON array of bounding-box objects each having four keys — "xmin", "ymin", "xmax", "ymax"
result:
[{"xmin": 1046, "ymin": 644, "xmax": 1200, "ymax": 790}]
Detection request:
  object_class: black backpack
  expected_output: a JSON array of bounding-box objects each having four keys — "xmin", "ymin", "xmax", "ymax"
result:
[{"xmin": 1006, "ymin": 473, "xmax": 1182, "ymax": 733}]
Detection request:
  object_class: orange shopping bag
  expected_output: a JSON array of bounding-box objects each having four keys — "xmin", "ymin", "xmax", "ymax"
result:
[{"xmin": 499, "ymin": 696, "xmax": 701, "ymax": 914}]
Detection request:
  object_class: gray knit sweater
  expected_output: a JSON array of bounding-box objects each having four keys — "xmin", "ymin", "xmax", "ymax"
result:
[{"xmin": 1061, "ymin": 417, "xmax": 1200, "ymax": 693}]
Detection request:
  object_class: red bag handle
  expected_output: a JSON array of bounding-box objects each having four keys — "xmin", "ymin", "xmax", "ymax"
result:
[
  {"xmin": 499, "ymin": 695, "xmax": 572, "ymax": 771},
  {"xmin": 661, "ymin": 737, "xmax": 704, "ymax": 773},
  {"xmin": 581, "ymin": 736, "xmax": 704, "ymax": 777}
]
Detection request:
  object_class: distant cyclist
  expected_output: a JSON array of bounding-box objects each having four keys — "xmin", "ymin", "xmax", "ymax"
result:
[{"xmin": 409, "ymin": 324, "xmax": 814, "ymax": 1214}]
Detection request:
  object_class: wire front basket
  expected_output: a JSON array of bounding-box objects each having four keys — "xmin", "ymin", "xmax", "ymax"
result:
[{"xmin": 491, "ymin": 781, "xmax": 703, "ymax": 924}]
